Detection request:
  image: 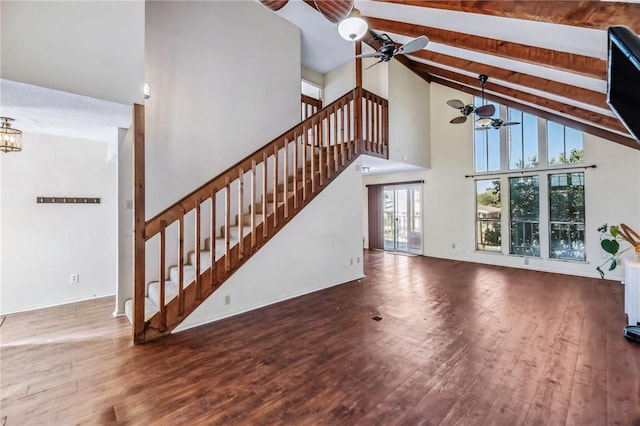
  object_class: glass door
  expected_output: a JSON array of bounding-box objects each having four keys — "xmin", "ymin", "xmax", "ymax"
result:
[{"xmin": 383, "ymin": 185, "xmax": 422, "ymax": 254}]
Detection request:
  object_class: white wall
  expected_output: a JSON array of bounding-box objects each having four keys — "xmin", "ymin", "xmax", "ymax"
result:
[
  {"xmin": 302, "ymin": 66, "xmax": 324, "ymax": 89},
  {"xmin": 387, "ymin": 61, "xmax": 431, "ymax": 168},
  {"xmin": 0, "ymin": 133, "xmax": 117, "ymax": 314},
  {"xmin": 117, "ymin": 128, "xmax": 133, "ymax": 314},
  {"xmin": 0, "ymin": 1, "xmax": 145, "ymax": 105},
  {"xmin": 175, "ymin": 159, "xmax": 365, "ymax": 331},
  {"xmin": 324, "ymin": 61, "xmax": 355, "ymax": 105},
  {"xmin": 145, "ymin": 1, "xmax": 300, "ymax": 219},
  {"xmin": 363, "ymin": 82, "xmax": 640, "ymax": 281}
]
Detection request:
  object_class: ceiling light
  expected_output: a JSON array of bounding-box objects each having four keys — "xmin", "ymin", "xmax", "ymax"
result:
[
  {"xmin": 475, "ymin": 118, "xmax": 493, "ymax": 127},
  {"xmin": 0, "ymin": 117, "xmax": 22, "ymax": 153},
  {"xmin": 144, "ymin": 83, "xmax": 151, "ymax": 99},
  {"xmin": 338, "ymin": 8, "xmax": 368, "ymax": 41}
]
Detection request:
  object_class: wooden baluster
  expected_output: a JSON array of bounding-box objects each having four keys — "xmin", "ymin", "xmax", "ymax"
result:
[
  {"xmin": 133, "ymin": 103, "xmax": 145, "ymax": 343},
  {"xmin": 347, "ymin": 98, "xmax": 352, "ymax": 160},
  {"xmin": 284, "ymin": 139, "xmax": 289, "ymax": 218},
  {"xmin": 159, "ymin": 220, "xmax": 167, "ymax": 331},
  {"xmin": 225, "ymin": 178, "xmax": 231, "ymax": 272},
  {"xmin": 178, "ymin": 215, "xmax": 185, "ymax": 315},
  {"xmin": 324, "ymin": 116, "xmax": 331, "ymax": 180},
  {"xmin": 251, "ymin": 161, "xmax": 256, "ymax": 248},
  {"xmin": 340, "ymin": 102, "xmax": 346, "ymax": 166},
  {"xmin": 384, "ymin": 101, "xmax": 389, "ymax": 157},
  {"xmin": 318, "ymin": 116, "xmax": 324, "ymax": 186},
  {"xmin": 210, "ymin": 187, "xmax": 216, "ymax": 289},
  {"xmin": 310, "ymin": 123, "xmax": 316, "ymax": 193},
  {"xmin": 195, "ymin": 197, "xmax": 201, "ymax": 300},
  {"xmin": 262, "ymin": 152, "xmax": 268, "ymax": 238},
  {"xmin": 374, "ymin": 98, "xmax": 379, "ymax": 153},
  {"xmin": 333, "ymin": 104, "xmax": 339, "ymax": 173},
  {"xmin": 273, "ymin": 144, "xmax": 278, "ymax": 228},
  {"xmin": 238, "ymin": 168, "xmax": 244, "ymax": 260},
  {"xmin": 302, "ymin": 125, "xmax": 307, "ymax": 201},
  {"xmin": 365, "ymin": 92, "xmax": 370, "ymax": 152},
  {"xmin": 293, "ymin": 132, "xmax": 298, "ymax": 209}
]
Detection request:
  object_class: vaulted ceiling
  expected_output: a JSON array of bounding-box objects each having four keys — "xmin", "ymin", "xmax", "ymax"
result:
[{"xmin": 267, "ymin": 0, "xmax": 640, "ymax": 150}]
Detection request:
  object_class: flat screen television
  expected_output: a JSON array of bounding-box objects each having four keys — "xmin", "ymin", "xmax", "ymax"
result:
[{"xmin": 607, "ymin": 26, "xmax": 640, "ymax": 144}]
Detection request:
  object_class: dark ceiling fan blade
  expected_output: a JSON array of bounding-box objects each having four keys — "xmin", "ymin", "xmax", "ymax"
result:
[
  {"xmin": 365, "ymin": 59, "xmax": 385, "ymax": 70},
  {"xmin": 474, "ymin": 126, "xmax": 491, "ymax": 131},
  {"xmin": 447, "ymin": 99, "xmax": 465, "ymax": 109},
  {"xmin": 502, "ymin": 121, "xmax": 521, "ymax": 127},
  {"xmin": 475, "ymin": 104, "xmax": 495, "ymax": 118},
  {"xmin": 356, "ymin": 52, "xmax": 384, "ymax": 59},
  {"xmin": 450, "ymin": 116, "xmax": 468, "ymax": 124},
  {"xmin": 396, "ymin": 35, "xmax": 428, "ymax": 55}
]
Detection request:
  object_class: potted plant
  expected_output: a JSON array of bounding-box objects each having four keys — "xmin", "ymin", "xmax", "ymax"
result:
[{"xmin": 596, "ymin": 223, "xmax": 640, "ymax": 278}]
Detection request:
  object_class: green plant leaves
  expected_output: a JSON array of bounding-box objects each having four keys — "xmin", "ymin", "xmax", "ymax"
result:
[
  {"xmin": 609, "ymin": 258, "xmax": 617, "ymax": 271},
  {"xmin": 596, "ymin": 266, "xmax": 604, "ymax": 279},
  {"xmin": 601, "ymin": 239, "xmax": 620, "ymax": 255}
]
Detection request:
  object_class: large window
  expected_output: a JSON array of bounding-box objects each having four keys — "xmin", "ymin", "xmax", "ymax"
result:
[
  {"xmin": 509, "ymin": 176, "xmax": 540, "ymax": 256},
  {"xmin": 549, "ymin": 172, "xmax": 585, "ymax": 260},
  {"xmin": 547, "ymin": 121, "xmax": 584, "ymax": 166},
  {"xmin": 476, "ymin": 179, "xmax": 501, "ymax": 252},
  {"xmin": 508, "ymin": 108, "xmax": 539, "ymax": 169},
  {"xmin": 474, "ymin": 98, "xmax": 501, "ymax": 173}
]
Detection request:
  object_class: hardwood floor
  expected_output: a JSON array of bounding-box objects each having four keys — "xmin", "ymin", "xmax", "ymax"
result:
[{"xmin": 2, "ymin": 251, "xmax": 639, "ymax": 425}]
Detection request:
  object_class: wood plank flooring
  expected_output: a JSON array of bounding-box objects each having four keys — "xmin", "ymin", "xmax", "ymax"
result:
[{"xmin": 2, "ymin": 251, "xmax": 640, "ymax": 425}]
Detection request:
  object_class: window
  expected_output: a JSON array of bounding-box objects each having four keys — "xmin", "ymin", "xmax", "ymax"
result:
[
  {"xmin": 549, "ymin": 172, "xmax": 585, "ymax": 260},
  {"xmin": 474, "ymin": 98, "xmax": 501, "ymax": 173},
  {"xmin": 476, "ymin": 179, "xmax": 501, "ymax": 252},
  {"xmin": 508, "ymin": 108, "xmax": 539, "ymax": 169},
  {"xmin": 509, "ymin": 176, "xmax": 540, "ymax": 256},
  {"xmin": 547, "ymin": 121, "xmax": 583, "ymax": 165}
]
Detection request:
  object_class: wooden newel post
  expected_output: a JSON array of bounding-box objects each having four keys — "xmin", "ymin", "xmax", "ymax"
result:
[{"xmin": 133, "ymin": 103, "xmax": 146, "ymax": 344}]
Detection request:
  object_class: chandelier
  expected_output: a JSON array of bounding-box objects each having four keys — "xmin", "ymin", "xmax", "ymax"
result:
[{"xmin": 0, "ymin": 117, "xmax": 22, "ymax": 153}]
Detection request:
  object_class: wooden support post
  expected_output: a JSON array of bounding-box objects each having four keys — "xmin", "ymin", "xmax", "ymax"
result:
[
  {"xmin": 225, "ymin": 178, "xmax": 231, "ymax": 272},
  {"xmin": 262, "ymin": 152, "xmax": 268, "ymax": 238},
  {"xmin": 210, "ymin": 187, "xmax": 216, "ymax": 288},
  {"xmin": 195, "ymin": 197, "xmax": 201, "ymax": 300},
  {"xmin": 283, "ymin": 140, "xmax": 289, "ymax": 218},
  {"xmin": 251, "ymin": 161, "xmax": 256, "ymax": 248},
  {"xmin": 179, "ymin": 215, "xmax": 185, "ymax": 315},
  {"xmin": 159, "ymin": 221, "xmax": 166, "ymax": 331},
  {"xmin": 238, "ymin": 168, "xmax": 244, "ymax": 259},
  {"xmin": 133, "ymin": 103, "xmax": 146, "ymax": 344}
]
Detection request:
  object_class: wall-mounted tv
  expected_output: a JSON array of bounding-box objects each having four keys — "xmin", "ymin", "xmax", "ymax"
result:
[{"xmin": 607, "ymin": 26, "xmax": 640, "ymax": 144}]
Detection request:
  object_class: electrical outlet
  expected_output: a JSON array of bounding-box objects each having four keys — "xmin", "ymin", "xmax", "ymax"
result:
[
  {"xmin": 451, "ymin": 243, "xmax": 456, "ymax": 249},
  {"xmin": 70, "ymin": 273, "xmax": 79, "ymax": 283},
  {"xmin": 224, "ymin": 295, "xmax": 231, "ymax": 305},
  {"xmin": 350, "ymin": 258, "xmax": 354, "ymax": 265},
  {"xmin": 125, "ymin": 200, "xmax": 133, "ymax": 210},
  {"xmin": 524, "ymin": 258, "xmax": 530, "ymax": 265},
  {"xmin": 357, "ymin": 257, "xmax": 360, "ymax": 264}
]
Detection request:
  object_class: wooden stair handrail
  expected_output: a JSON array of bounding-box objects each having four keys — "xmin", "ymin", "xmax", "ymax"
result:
[
  {"xmin": 133, "ymin": 86, "xmax": 389, "ymax": 343},
  {"xmin": 145, "ymin": 88, "xmax": 362, "ymax": 238}
]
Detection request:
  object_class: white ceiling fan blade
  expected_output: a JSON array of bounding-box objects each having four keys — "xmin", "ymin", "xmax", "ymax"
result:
[
  {"xmin": 356, "ymin": 52, "xmax": 384, "ymax": 59},
  {"xmin": 397, "ymin": 35, "xmax": 428, "ymax": 55},
  {"xmin": 365, "ymin": 59, "xmax": 384, "ymax": 70}
]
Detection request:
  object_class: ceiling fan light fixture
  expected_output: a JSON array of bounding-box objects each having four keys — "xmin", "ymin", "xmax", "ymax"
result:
[
  {"xmin": 0, "ymin": 117, "xmax": 22, "ymax": 153},
  {"xmin": 338, "ymin": 8, "xmax": 367, "ymax": 41},
  {"xmin": 475, "ymin": 117, "xmax": 493, "ymax": 128}
]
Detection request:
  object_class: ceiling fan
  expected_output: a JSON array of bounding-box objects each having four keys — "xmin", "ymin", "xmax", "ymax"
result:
[
  {"xmin": 448, "ymin": 74, "xmax": 496, "ymax": 124},
  {"xmin": 474, "ymin": 117, "xmax": 520, "ymax": 131},
  {"xmin": 356, "ymin": 30, "xmax": 429, "ymax": 69}
]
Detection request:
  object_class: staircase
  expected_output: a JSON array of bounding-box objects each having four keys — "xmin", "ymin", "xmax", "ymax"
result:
[{"xmin": 126, "ymin": 87, "xmax": 388, "ymax": 343}]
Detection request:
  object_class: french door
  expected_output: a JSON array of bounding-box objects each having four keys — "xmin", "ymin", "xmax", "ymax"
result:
[{"xmin": 383, "ymin": 185, "xmax": 422, "ymax": 254}]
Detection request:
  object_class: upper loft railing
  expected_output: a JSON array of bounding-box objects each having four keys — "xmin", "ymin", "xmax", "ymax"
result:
[
  {"xmin": 132, "ymin": 87, "xmax": 388, "ymax": 343},
  {"xmin": 301, "ymin": 94, "xmax": 322, "ymax": 121}
]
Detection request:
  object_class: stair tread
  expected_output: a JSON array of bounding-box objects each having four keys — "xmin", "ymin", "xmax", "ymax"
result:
[{"xmin": 124, "ymin": 297, "xmax": 158, "ymax": 324}]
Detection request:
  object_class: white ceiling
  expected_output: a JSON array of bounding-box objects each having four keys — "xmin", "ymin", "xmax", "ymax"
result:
[
  {"xmin": 0, "ymin": 79, "xmax": 132, "ymax": 144},
  {"xmin": 275, "ymin": 0, "xmax": 356, "ymax": 74}
]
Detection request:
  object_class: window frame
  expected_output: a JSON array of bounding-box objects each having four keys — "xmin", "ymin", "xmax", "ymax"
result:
[{"xmin": 547, "ymin": 172, "xmax": 587, "ymax": 262}]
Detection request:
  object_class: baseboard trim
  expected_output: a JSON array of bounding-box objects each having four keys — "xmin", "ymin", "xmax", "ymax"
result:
[
  {"xmin": 1, "ymin": 293, "xmax": 116, "ymax": 316},
  {"xmin": 173, "ymin": 273, "xmax": 365, "ymax": 334}
]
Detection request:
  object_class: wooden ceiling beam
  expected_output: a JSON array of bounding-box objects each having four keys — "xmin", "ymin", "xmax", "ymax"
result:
[
  {"xmin": 373, "ymin": 1, "xmax": 640, "ymax": 33},
  {"xmin": 422, "ymin": 71, "xmax": 638, "ymax": 150},
  {"xmin": 407, "ymin": 49, "xmax": 607, "ymax": 110},
  {"xmin": 409, "ymin": 61, "xmax": 630, "ymax": 138},
  {"xmin": 364, "ymin": 17, "xmax": 606, "ymax": 79}
]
